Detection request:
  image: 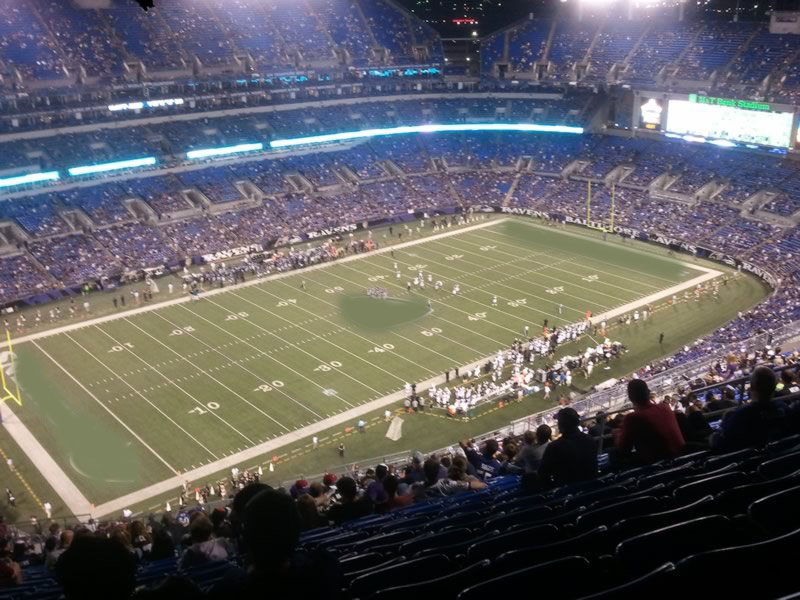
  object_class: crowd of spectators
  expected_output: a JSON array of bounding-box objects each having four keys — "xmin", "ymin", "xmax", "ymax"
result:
[{"xmin": 1, "ymin": 355, "xmax": 799, "ymax": 598}]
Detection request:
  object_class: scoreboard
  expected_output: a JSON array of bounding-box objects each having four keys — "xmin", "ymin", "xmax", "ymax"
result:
[{"xmin": 634, "ymin": 92, "xmax": 798, "ymax": 151}]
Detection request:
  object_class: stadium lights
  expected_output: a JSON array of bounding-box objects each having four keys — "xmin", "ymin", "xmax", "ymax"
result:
[
  {"xmin": 186, "ymin": 143, "xmax": 264, "ymax": 160},
  {"xmin": 270, "ymin": 123, "xmax": 585, "ymax": 149},
  {"xmin": 67, "ymin": 157, "xmax": 157, "ymax": 176},
  {"xmin": 0, "ymin": 171, "xmax": 59, "ymax": 188}
]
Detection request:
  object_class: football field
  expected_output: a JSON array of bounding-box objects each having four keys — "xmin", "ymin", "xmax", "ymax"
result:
[{"xmin": 0, "ymin": 216, "xmax": 770, "ymax": 518}]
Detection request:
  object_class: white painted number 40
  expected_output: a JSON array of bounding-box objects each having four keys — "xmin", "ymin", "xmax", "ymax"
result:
[{"xmin": 368, "ymin": 344, "xmax": 395, "ymax": 353}]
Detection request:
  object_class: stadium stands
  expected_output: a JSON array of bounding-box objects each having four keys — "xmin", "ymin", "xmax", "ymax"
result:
[{"xmin": 5, "ymin": 7, "xmax": 800, "ymax": 599}]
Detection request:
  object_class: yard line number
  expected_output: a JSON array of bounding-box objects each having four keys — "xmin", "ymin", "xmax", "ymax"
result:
[{"xmin": 188, "ymin": 402, "xmax": 221, "ymax": 415}]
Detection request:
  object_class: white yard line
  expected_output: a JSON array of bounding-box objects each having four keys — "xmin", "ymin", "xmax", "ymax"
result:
[
  {"xmin": 378, "ymin": 246, "xmax": 615, "ymax": 318},
  {"xmin": 437, "ymin": 235, "xmax": 635, "ymax": 303},
  {"xmin": 1, "ymin": 218, "xmax": 506, "ymax": 350},
  {"xmin": 122, "ymin": 317, "xmax": 295, "ymax": 430},
  {"xmin": 93, "ymin": 325, "xmax": 255, "ymax": 446},
  {"xmin": 26, "ymin": 342, "xmax": 174, "ymax": 516},
  {"xmin": 63, "ymin": 332, "xmax": 220, "ymax": 459},
  {"xmin": 350, "ymin": 250, "xmax": 581, "ymax": 327},
  {"xmin": 266, "ymin": 279, "xmax": 458, "ymax": 371},
  {"xmin": 226, "ymin": 289, "xmax": 433, "ymax": 384},
  {"xmin": 482, "ymin": 223, "xmax": 690, "ymax": 286},
  {"xmin": 324, "ymin": 264, "xmax": 512, "ymax": 347},
  {"xmin": 90, "ymin": 260, "xmax": 723, "ymax": 518},
  {"xmin": 1, "ymin": 216, "xmax": 725, "ymax": 519}
]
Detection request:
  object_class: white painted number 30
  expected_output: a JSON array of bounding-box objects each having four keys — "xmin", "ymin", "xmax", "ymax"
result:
[{"xmin": 225, "ymin": 312, "xmax": 249, "ymax": 321}]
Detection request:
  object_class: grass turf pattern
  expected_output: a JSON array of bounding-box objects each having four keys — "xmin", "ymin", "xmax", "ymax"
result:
[{"xmin": 0, "ymin": 217, "xmax": 769, "ymax": 516}]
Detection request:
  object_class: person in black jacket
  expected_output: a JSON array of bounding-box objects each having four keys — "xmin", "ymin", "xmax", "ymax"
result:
[{"xmin": 538, "ymin": 408, "xmax": 598, "ymax": 488}]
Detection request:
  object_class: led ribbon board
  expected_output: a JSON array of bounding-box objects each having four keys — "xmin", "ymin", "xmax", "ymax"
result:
[
  {"xmin": 0, "ymin": 171, "xmax": 59, "ymax": 188},
  {"xmin": 269, "ymin": 123, "xmax": 585, "ymax": 149},
  {"xmin": 186, "ymin": 143, "xmax": 264, "ymax": 160},
  {"xmin": 68, "ymin": 157, "xmax": 156, "ymax": 176}
]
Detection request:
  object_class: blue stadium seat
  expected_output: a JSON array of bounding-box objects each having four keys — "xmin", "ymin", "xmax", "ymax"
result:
[
  {"xmin": 466, "ymin": 523, "xmax": 559, "ymax": 562},
  {"xmin": 748, "ymin": 485, "xmax": 800, "ymax": 535},
  {"xmin": 575, "ymin": 496, "xmax": 662, "ymax": 531},
  {"xmin": 671, "ymin": 526, "xmax": 800, "ymax": 597},
  {"xmin": 576, "ymin": 563, "xmax": 675, "ymax": 599},
  {"xmin": 458, "ymin": 556, "xmax": 593, "ymax": 599},
  {"xmin": 349, "ymin": 554, "xmax": 452, "ymax": 599},
  {"xmin": 495, "ymin": 526, "xmax": 609, "ymax": 572},
  {"xmin": 615, "ymin": 515, "xmax": 738, "ymax": 575},
  {"xmin": 369, "ymin": 560, "xmax": 492, "ymax": 600}
]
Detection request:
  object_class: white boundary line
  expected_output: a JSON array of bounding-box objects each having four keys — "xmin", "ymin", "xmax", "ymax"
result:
[
  {"xmin": 3, "ymin": 217, "xmax": 724, "ymax": 518},
  {"xmin": 1, "ymin": 219, "xmax": 504, "ymax": 517}
]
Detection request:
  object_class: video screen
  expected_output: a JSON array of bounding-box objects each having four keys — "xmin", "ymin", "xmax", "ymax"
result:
[{"xmin": 666, "ymin": 98, "xmax": 794, "ymax": 148}]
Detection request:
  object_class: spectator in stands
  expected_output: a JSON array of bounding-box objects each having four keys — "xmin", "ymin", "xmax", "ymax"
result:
[
  {"xmin": 326, "ymin": 476, "xmax": 373, "ymax": 525},
  {"xmin": 296, "ymin": 495, "xmax": 326, "ymax": 531},
  {"xmin": 704, "ymin": 388, "xmax": 738, "ymax": 412},
  {"xmin": 56, "ymin": 536, "xmax": 137, "ymax": 600},
  {"xmin": 776, "ymin": 369, "xmax": 800, "ymax": 397},
  {"xmin": 180, "ymin": 513, "xmax": 232, "ymax": 568},
  {"xmin": 383, "ymin": 475, "xmax": 413, "ymax": 511},
  {"xmin": 614, "ymin": 379, "xmax": 685, "ymax": 465},
  {"xmin": 713, "ymin": 366, "xmax": 789, "ymax": 451},
  {"xmin": 45, "ymin": 529, "xmax": 73, "ymax": 570},
  {"xmin": 463, "ymin": 438, "xmax": 504, "ymax": 479},
  {"xmin": 148, "ymin": 528, "xmax": 176, "ymax": 561},
  {"xmin": 0, "ymin": 538, "xmax": 22, "ymax": 588},
  {"xmin": 538, "ymin": 407, "xmax": 598, "ymax": 487},
  {"xmin": 514, "ymin": 425, "xmax": 551, "ymax": 474},
  {"xmin": 209, "ymin": 488, "xmax": 339, "ymax": 599},
  {"xmin": 366, "ymin": 463, "xmax": 389, "ymax": 509},
  {"xmin": 422, "ymin": 456, "xmax": 488, "ymax": 497}
]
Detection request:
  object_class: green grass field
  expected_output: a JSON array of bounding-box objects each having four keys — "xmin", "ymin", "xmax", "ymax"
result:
[{"xmin": 0, "ymin": 216, "xmax": 770, "ymax": 520}]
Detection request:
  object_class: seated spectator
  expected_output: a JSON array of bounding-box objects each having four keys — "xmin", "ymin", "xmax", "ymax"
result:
[
  {"xmin": 464, "ymin": 438, "xmax": 504, "ymax": 479},
  {"xmin": 705, "ymin": 388, "xmax": 738, "ymax": 412},
  {"xmin": 538, "ymin": 407, "xmax": 598, "ymax": 487},
  {"xmin": 423, "ymin": 457, "xmax": 487, "ymax": 497},
  {"xmin": 0, "ymin": 538, "xmax": 22, "ymax": 588},
  {"xmin": 296, "ymin": 495, "xmax": 326, "ymax": 531},
  {"xmin": 383, "ymin": 475, "xmax": 413, "ymax": 511},
  {"xmin": 365, "ymin": 463, "xmax": 389, "ymax": 510},
  {"xmin": 56, "ymin": 536, "xmax": 137, "ymax": 600},
  {"xmin": 325, "ymin": 477, "xmax": 373, "ymax": 525},
  {"xmin": 515, "ymin": 425, "xmax": 551, "ymax": 474},
  {"xmin": 148, "ymin": 528, "xmax": 176, "ymax": 561},
  {"xmin": 776, "ymin": 369, "xmax": 800, "ymax": 397},
  {"xmin": 614, "ymin": 379, "xmax": 685, "ymax": 464},
  {"xmin": 713, "ymin": 366, "xmax": 789, "ymax": 451},
  {"xmin": 209, "ymin": 488, "xmax": 340, "ymax": 600},
  {"xmin": 179, "ymin": 514, "xmax": 232, "ymax": 568},
  {"xmin": 45, "ymin": 529, "xmax": 73, "ymax": 570}
]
